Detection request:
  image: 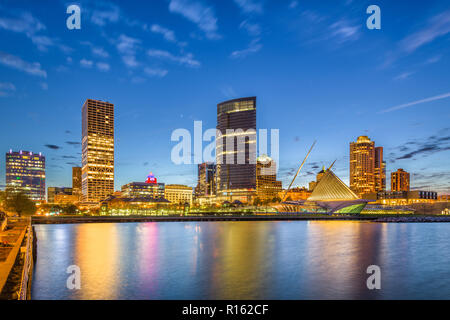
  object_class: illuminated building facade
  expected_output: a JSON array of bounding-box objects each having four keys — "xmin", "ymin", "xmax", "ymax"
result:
[
  {"xmin": 195, "ymin": 162, "xmax": 216, "ymax": 197},
  {"xmin": 279, "ymin": 187, "xmax": 311, "ymax": 201},
  {"xmin": 216, "ymin": 97, "xmax": 257, "ymax": 200},
  {"xmin": 121, "ymin": 174, "xmax": 165, "ymax": 199},
  {"xmin": 256, "ymin": 155, "xmax": 282, "ymax": 202},
  {"xmin": 363, "ymin": 190, "xmax": 437, "ymax": 205},
  {"xmin": 72, "ymin": 167, "xmax": 82, "ymax": 197},
  {"xmin": 350, "ymin": 136, "xmax": 385, "ymax": 196},
  {"xmin": 47, "ymin": 187, "xmax": 72, "ymax": 203},
  {"xmin": 391, "ymin": 168, "xmax": 410, "ymax": 192},
  {"xmin": 82, "ymin": 99, "xmax": 114, "ymax": 202},
  {"xmin": 165, "ymin": 185, "xmax": 193, "ymax": 205},
  {"xmin": 5, "ymin": 150, "xmax": 45, "ymax": 201}
]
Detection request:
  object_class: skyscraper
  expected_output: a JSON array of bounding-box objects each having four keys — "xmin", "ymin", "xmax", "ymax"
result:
[
  {"xmin": 5, "ymin": 150, "xmax": 45, "ymax": 201},
  {"xmin": 374, "ymin": 147, "xmax": 386, "ymax": 192},
  {"xmin": 82, "ymin": 99, "xmax": 114, "ymax": 202},
  {"xmin": 256, "ymin": 155, "xmax": 282, "ymax": 202},
  {"xmin": 72, "ymin": 166, "xmax": 82, "ymax": 196},
  {"xmin": 350, "ymin": 136, "xmax": 385, "ymax": 196},
  {"xmin": 391, "ymin": 168, "xmax": 410, "ymax": 192},
  {"xmin": 196, "ymin": 162, "xmax": 216, "ymax": 197},
  {"xmin": 216, "ymin": 97, "xmax": 257, "ymax": 198}
]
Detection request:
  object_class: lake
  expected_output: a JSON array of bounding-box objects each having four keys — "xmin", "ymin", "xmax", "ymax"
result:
[{"xmin": 31, "ymin": 221, "xmax": 450, "ymax": 299}]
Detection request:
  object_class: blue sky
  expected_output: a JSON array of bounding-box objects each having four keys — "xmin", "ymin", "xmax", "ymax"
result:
[{"xmin": 0, "ymin": 0, "xmax": 449, "ymax": 194}]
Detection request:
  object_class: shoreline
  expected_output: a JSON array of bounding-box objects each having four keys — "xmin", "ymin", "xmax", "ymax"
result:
[{"xmin": 31, "ymin": 214, "xmax": 450, "ymax": 225}]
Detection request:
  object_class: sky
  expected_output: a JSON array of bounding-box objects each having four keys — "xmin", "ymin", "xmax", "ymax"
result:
[{"xmin": 0, "ymin": 0, "xmax": 449, "ymax": 194}]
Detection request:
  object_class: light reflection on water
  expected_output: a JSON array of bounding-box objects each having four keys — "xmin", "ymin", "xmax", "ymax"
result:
[{"xmin": 31, "ymin": 221, "xmax": 450, "ymax": 300}]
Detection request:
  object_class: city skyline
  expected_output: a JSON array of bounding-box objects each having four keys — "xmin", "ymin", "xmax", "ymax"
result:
[{"xmin": 0, "ymin": 1, "xmax": 449, "ymax": 193}]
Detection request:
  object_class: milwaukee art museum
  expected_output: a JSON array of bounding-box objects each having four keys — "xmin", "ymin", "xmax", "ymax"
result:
[{"xmin": 277, "ymin": 168, "xmax": 369, "ymax": 215}]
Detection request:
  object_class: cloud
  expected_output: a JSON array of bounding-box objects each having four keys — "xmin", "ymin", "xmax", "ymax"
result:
[
  {"xmin": 329, "ymin": 19, "xmax": 360, "ymax": 43},
  {"xmin": 147, "ymin": 49, "xmax": 201, "ymax": 67},
  {"xmin": 116, "ymin": 34, "xmax": 141, "ymax": 68},
  {"xmin": 40, "ymin": 82, "xmax": 48, "ymax": 90},
  {"xmin": 66, "ymin": 141, "xmax": 81, "ymax": 146},
  {"xmin": 144, "ymin": 67, "xmax": 168, "ymax": 77},
  {"xmin": 0, "ymin": 51, "xmax": 47, "ymax": 78},
  {"xmin": 80, "ymin": 59, "xmax": 94, "ymax": 68},
  {"xmin": 151, "ymin": 24, "xmax": 177, "ymax": 43},
  {"xmin": 230, "ymin": 38, "xmax": 262, "ymax": 59},
  {"xmin": 45, "ymin": 144, "xmax": 61, "ymax": 150},
  {"xmin": 289, "ymin": 1, "xmax": 299, "ymax": 9},
  {"xmin": 96, "ymin": 62, "xmax": 110, "ymax": 72},
  {"xmin": 0, "ymin": 82, "xmax": 16, "ymax": 97},
  {"xmin": 394, "ymin": 132, "xmax": 450, "ymax": 161},
  {"xmin": 400, "ymin": 11, "xmax": 450, "ymax": 54},
  {"xmin": 239, "ymin": 20, "xmax": 261, "ymax": 36},
  {"xmin": 233, "ymin": 0, "xmax": 264, "ymax": 14},
  {"xmin": 393, "ymin": 71, "xmax": 415, "ymax": 81},
  {"xmin": 168, "ymin": 0, "xmax": 220, "ymax": 39},
  {"xmin": 92, "ymin": 47, "xmax": 109, "ymax": 58},
  {"xmin": 0, "ymin": 10, "xmax": 45, "ymax": 36},
  {"xmin": 380, "ymin": 92, "xmax": 450, "ymax": 113},
  {"xmin": 90, "ymin": 2, "xmax": 120, "ymax": 26}
]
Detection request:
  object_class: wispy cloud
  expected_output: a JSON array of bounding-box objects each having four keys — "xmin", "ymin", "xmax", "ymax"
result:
[
  {"xmin": 147, "ymin": 49, "xmax": 200, "ymax": 67},
  {"xmin": 234, "ymin": 0, "xmax": 264, "ymax": 14},
  {"xmin": 329, "ymin": 19, "xmax": 360, "ymax": 43},
  {"xmin": 90, "ymin": 2, "xmax": 120, "ymax": 26},
  {"xmin": 168, "ymin": 0, "xmax": 220, "ymax": 40},
  {"xmin": 400, "ymin": 10, "xmax": 450, "ymax": 54},
  {"xmin": 239, "ymin": 20, "xmax": 261, "ymax": 36},
  {"xmin": 0, "ymin": 10, "xmax": 45, "ymax": 36},
  {"xmin": 393, "ymin": 71, "xmax": 415, "ymax": 81},
  {"xmin": 151, "ymin": 24, "xmax": 177, "ymax": 43},
  {"xmin": 0, "ymin": 51, "xmax": 47, "ymax": 78},
  {"xmin": 96, "ymin": 62, "xmax": 110, "ymax": 72},
  {"xmin": 0, "ymin": 82, "xmax": 16, "ymax": 97},
  {"xmin": 230, "ymin": 38, "xmax": 262, "ymax": 59},
  {"xmin": 380, "ymin": 92, "xmax": 450, "ymax": 113},
  {"xmin": 144, "ymin": 67, "xmax": 169, "ymax": 77},
  {"xmin": 80, "ymin": 59, "xmax": 93, "ymax": 68},
  {"xmin": 116, "ymin": 34, "xmax": 141, "ymax": 68}
]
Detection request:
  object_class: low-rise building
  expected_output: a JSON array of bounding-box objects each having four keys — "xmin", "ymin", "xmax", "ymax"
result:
[
  {"xmin": 165, "ymin": 185, "xmax": 193, "ymax": 205},
  {"xmin": 362, "ymin": 190, "xmax": 438, "ymax": 205}
]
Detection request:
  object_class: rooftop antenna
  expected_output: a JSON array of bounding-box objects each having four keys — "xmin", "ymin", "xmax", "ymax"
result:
[{"xmin": 282, "ymin": 140, "xmax": 316, "ymax": 202}]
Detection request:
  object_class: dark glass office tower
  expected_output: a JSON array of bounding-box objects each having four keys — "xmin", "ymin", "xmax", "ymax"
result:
[{"xmin": 216, "ymin": 97, "xmax": 257, "ymax": 196}]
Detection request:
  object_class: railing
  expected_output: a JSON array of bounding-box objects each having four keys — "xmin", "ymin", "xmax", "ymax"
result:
[{"xmin": 17, "ymin": 218, "xmax": 33, "ymax": 300}]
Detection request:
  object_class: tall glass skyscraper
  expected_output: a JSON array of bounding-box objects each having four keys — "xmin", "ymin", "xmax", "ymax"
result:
[
  {"xmin": 82, "ymin": 99, "xmax": 114, "ymax": 202},
  {"xmin": 5, "ymin": 150, "xmax": 46, "ymax": 201},
  {"xmin": 216, "ymin": 97, "xmax": 257, "ymax": 198}
]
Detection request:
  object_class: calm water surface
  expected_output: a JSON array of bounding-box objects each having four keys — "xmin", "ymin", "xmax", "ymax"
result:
[{"xmin": 31, "ymin": 221, "xmax": 450, "ymax": 300}]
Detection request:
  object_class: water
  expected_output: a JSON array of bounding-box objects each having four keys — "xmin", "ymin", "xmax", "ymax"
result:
[{"xmin": 31, "ymin": 221, "xmax": 450, "ymax": 300}]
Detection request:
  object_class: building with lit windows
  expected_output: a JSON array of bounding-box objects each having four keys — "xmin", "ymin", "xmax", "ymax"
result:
[
  {"xmin": 72, "ymin": 167, "xmax": 82, "ymax": 197},
  {"xmin": 47, "ymin": 187, "xmax": 73, "ymax": 203},
  {"xmin": 350, "ymin": 136, "xmax": 385, "ymax": 197},
  {"xmin": 279, "ymin": 187, "xmax": 311, "ymax": 201},
  {"xmin": 391, "ymin": 168, "xmax": 410, "ymax": 192},
  {"xmin": 195, "ymin": 162, "xmax": 216, "ymax": 197},
  {"xmin": 81, "ymin": 99, "xmax": 114, "ymax": 202},
  {"xmin": 256, "ymin": 155, "xmax": 282, "ymax": 202},
  {"xmin": 5, "ymin": 150, "xmax": 45, "ymax": 201},
  {"xmin": 216, "ymin": 97, "xmax": 257, "ymax": 202},
  {"xmin": 362, "ymin": 190, "xmax": 437, "ymax": 205},
  {"xmin": 121, "ymin": 173, "xmax": 165, "ymax": 199},
  {"xmin": 165, "ymin": 185, "xmax": 193, "ymax": 205}
]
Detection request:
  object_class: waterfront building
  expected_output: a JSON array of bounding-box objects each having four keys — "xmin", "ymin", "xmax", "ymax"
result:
[
  {"xmin": 256, "ymin": 155, "xmax": 282, "ymax": 202},
  {"xmin": 216, "ymin": 97, "xmax": 257, "ymax": 201},
  {"xmin": 277, "ymin": 168, "xmax": 368, "ymax": 215},
  {"xmin": 72, "ymin": 167, "xmax": 82, "ymax": 196},
  {"xmin": 165, "ymin": 185, "xmax": 193, "ymax": 205},
  {"xmin": 5, "ymin": 150, "xmax": 45, "ymax": 201},
  {"xmin": 121, "ymin": 173, "xmax": 165, "ymax": 199},
  {"xmin": 308, "ymin": 181, "xmax": 317, "ymax": 192},
  {"xmin": 391, "ymin": 168, "xmax": 410, "ymax": 192},
  {"xmin": 362, "ymin": 190, "xmax": 438, "ymax": 205},
  {"xmin": 100, "ymin": 196, "xmax": 170, "ymax": 216},
  {"xmin": 47, "ymin": 187, "xmax": 73, "ymax": 204},
  {"xmin": 279, "ymin": 187, "xmax": 311, "ymax": 201},
  {"xmin": 350, "ymin": 136, "xmax": 385, "ymax": 196},
  {"xmin": 308, "ymin": 167, "xmax": 326, "ymax": 192},
  {"xmin": 81, "ymin": 99, "xmax": 114, "ymax": 202},
  {"xmin": 195, "ymin": 162, "xmax": 216, "ymax": 197},
  {"xmin": 438, "ymin": 195, "xmax": 450, "ymax": 202}
]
